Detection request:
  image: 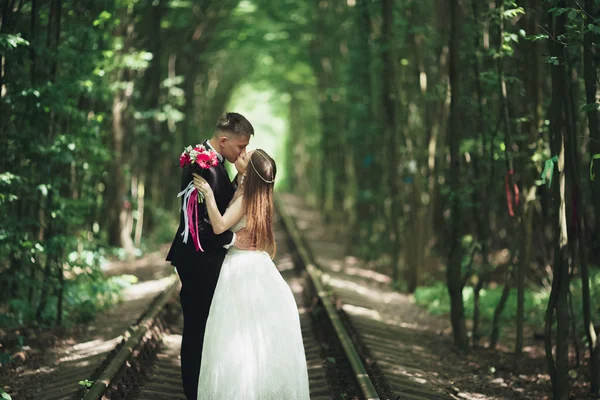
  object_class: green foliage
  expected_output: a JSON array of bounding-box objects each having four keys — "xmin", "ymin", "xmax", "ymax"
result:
[
  {"xmin": 0, "ymin": 241, "xmax": 136, "ymax": 328},
  {"xmin": 143, "ymin": 205, "xmax": 179, "ymax": 250},
  {"xmin": 62, "ymin": 274, "xmax": 137, "ymax": 325},
  {"xmin": 0, "ymin": 33, "xmax": 29, "ymax": 51},
  {"xmin": 0, "ymin": 388, "xmax": 12, "ymax": 400},
  {"xmin": 415, "ymin": 281, "xmax": 548, "ymax": 330},
  {"xmin": 78, "ymin": 379, "xmax": 94, "ymax": 389},
  {"xmin": 528, "ymin": 33, "xmax": 550, "ymax": 42},
  {"xmin": 580, "ymin": 102, "xmax": 600, "ymax": 113},
  {"xmin": 0, "ymin": 0, "xmax": 184, "ymax": 330},
  {"xmin": 415, "ymin": 268, "xmax": 600, "ymax": 339}
]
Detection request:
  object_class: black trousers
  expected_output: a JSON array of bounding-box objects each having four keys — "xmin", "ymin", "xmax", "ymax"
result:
[{"xmin": 177, "ymin": 259, "xmax": 223, "ymax": 400}]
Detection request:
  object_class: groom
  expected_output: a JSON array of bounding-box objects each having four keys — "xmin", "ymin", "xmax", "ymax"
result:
[{"xmin": 166, "ymin": 112, "xmax": 254, "ymax": 400}]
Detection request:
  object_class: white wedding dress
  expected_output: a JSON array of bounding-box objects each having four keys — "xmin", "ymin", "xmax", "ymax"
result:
[{"xmin": 197, "ymin": 216, "xmax": 310, "ymax": 400}]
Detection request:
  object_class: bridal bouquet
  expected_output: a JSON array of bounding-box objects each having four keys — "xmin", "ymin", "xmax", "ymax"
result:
[
  {"xmin": 177, "ymin": 144, "xmax": 219, "ymax": 252},
  {"xmin": 179, "ymin": 144, "xmax": 220, "ymax": 170}
]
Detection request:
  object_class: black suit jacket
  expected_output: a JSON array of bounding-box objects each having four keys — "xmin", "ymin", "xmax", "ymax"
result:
[{"xmin": 166, "ymin": 143, "xmax": 235, "ymax": 269}]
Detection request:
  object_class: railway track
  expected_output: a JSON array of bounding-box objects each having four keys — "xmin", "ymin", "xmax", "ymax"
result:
[{"xmin": 75, "ymin": 199, "xmax": 382, "ymax": 400}]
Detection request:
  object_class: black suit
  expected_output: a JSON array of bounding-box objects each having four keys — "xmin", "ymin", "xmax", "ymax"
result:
[{"xmin": 166, "ymin": 141, "xmax": 235, "ymax": 400}]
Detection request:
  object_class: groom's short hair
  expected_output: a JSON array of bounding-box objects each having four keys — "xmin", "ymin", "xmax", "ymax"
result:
[{"xmin": 215, "ymin": 112, "xmax": 254, "ymax": 137}]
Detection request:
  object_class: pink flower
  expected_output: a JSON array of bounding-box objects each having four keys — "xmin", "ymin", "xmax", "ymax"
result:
[
  {"xmin": 180, "ymin": 145, "xmax": 218, "ymax": 171},
  {"xmin": 206, "ymin": 150, "xmax": 219, "ymax": 166},
  {"xmin": 196, "ymin": 152, "xmax": 211, "ymax": 162},
  {"xmin": 179, "ymin": 153, "xmax": 191, "ymax": 168}
]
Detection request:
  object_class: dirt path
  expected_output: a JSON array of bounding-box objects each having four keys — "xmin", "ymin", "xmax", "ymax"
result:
[
  {"xmin": 1, "ymin": 253, "xmax": 174, "ymax": 400},
  {"xmin": 278, "ymin": 192, "xmax": 565, "ymax": 400}
]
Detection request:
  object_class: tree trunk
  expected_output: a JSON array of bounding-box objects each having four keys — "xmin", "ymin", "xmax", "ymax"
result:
[
  {"xmin": 551, "ymin": 132, "xmax": 570, "ymax": 400},
  {"xmin": 490, "ymin": 268, "xmax": 512, "ymax": 349},
  {"xmin": 446, "ymin": 0, "xmax": 469, "ymax": 352},
  {"xmin": 107, "ymin": 91, "xmax": 128, "ymax": 247},
  {"xmin": 106, "ymin": 9, "xmax": 135, "ymax": 251},
  {"xmin": 0, "ymin": 0, "xmax": 10, "ymax": 172},
  {"xmin": 351, "ymin": 0, "xmax": 375, "ymax": 249},
  {"xmin": 311, "ymin": 0, "xmax": 333, "ymax": 220},
  {"xmin": 472, "ymin": 276, "xmax": 485, "ymax": 347},
  {"xmin": 544, "ymin": 5, "xmax": 570, "ymax": 398},
  {"xmin": 579, "ymin": 215, "xmax": 599, "ymax": 395},
  {"xmin": 134, "ymin": 177, "xmax": 145, "ymax": 249},
  {"xmin": 381, "ymin": 0, "xmax": 401, "ymax": 285},
  {"xmin": 588, "ymin": 8, "xmax": 600, "ymax": 264},
  {"xmin": 470, "ymin": 0, "xmax": 492, "ymax": 347},
  {"xmin": 582, "ymin": 0, "xmax": 600, "ymax": 391},
  {"xmin": 517, "ymin": 186, "xmax": 535, "ymax": 351},
  {"xmin": 144, "ymin": 0, "xmax": 166, "ymax": 234},
  {"xmin": 36, "ymin": 259, "xmax": 52, "ymax": 321},
  {"xmin": 56, "ymin": 256, "xmax": 64, "ymax": 326},
  {"xmin": 36, "ymin": 192, "xmax": 54, "ymax": 321}
]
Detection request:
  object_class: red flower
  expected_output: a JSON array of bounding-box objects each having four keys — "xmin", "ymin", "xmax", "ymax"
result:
[{"xmin": 179, "ymin": 153, "xmax": 191, "ymax": 168}]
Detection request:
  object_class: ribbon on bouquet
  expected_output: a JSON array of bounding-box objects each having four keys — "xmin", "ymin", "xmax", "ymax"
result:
[{"xmin": 177, "ymin": 181, "xmax": 204, "ymax": 252}]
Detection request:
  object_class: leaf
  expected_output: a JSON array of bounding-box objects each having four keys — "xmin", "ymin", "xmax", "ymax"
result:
[
  {"xmin": 527, "ymin": 33, "xmax": 549, "ymax": 42},
  {"xmin": 580, "ymin": 102, "xmax": 600, "ymax": 113},
  {"xmin": 568, "ymin": 9, "xmax": 578, "ymax": 20},
  {"xmin": 0, "ymin": 172, "xmax": 21, "ymax": 185},
  {"xmin": 0, "ymin": 33, "xmax": 29, "ymax": 51},
  {"xmin": 78, "ymin": 379, "xmax": 94, "ymax": 388},
  {"xmin": 504, "ymin": 7, "xmax": 525, "ymax": 18},
  {"xmin": 0, "ymin": 389, "xmax": 12, "ymax": 400},
  {"xmin": 37, "ymin": 184, "xmax": 49, "ymax": 197},
  {"xmin": 327, "ymin": 357, "xmax": 336, "ymax": 364},
  {"xmin": 544, "ymin": 56, "xmax": 560, "ymax": 65}
]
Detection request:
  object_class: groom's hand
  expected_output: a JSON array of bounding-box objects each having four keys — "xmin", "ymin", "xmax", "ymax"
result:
[{"xmin": 234, "ymin": 228, "xmax": 256, "ymax": 251}]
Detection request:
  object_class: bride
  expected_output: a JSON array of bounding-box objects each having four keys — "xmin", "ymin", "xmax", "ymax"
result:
[{"xmin": 192, "ymin": 149, "xmax": 310, "ymax": 400}]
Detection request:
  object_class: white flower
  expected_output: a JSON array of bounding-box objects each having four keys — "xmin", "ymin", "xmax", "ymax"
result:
[{"xmin": 186, "ymin": 145, "xmax": 193, "ymax": 152}]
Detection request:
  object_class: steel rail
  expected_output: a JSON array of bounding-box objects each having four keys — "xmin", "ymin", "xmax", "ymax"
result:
[
  {"xmin": 80, "ymin": 274, "xmax": 179, "ymax": 400},
  {"xmin": 275, "ymin": 193, "xmax": 380, "ymax": 400}
]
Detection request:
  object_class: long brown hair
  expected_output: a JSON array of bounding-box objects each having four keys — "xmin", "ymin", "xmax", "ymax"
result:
[{"xmin": 243, "ymin": 149, "xmax": 277, "ymax": 257}]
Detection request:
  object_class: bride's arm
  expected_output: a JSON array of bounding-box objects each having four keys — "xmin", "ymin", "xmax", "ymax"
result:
[{"xmin": 193, "ymin": 174, "xmax": 244, "ymax": 234}]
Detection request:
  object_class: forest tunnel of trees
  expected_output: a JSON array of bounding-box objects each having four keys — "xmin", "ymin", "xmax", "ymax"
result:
[{"xmin": 2, "ymin": 0, "xmax": 600, "ymax": 398}]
